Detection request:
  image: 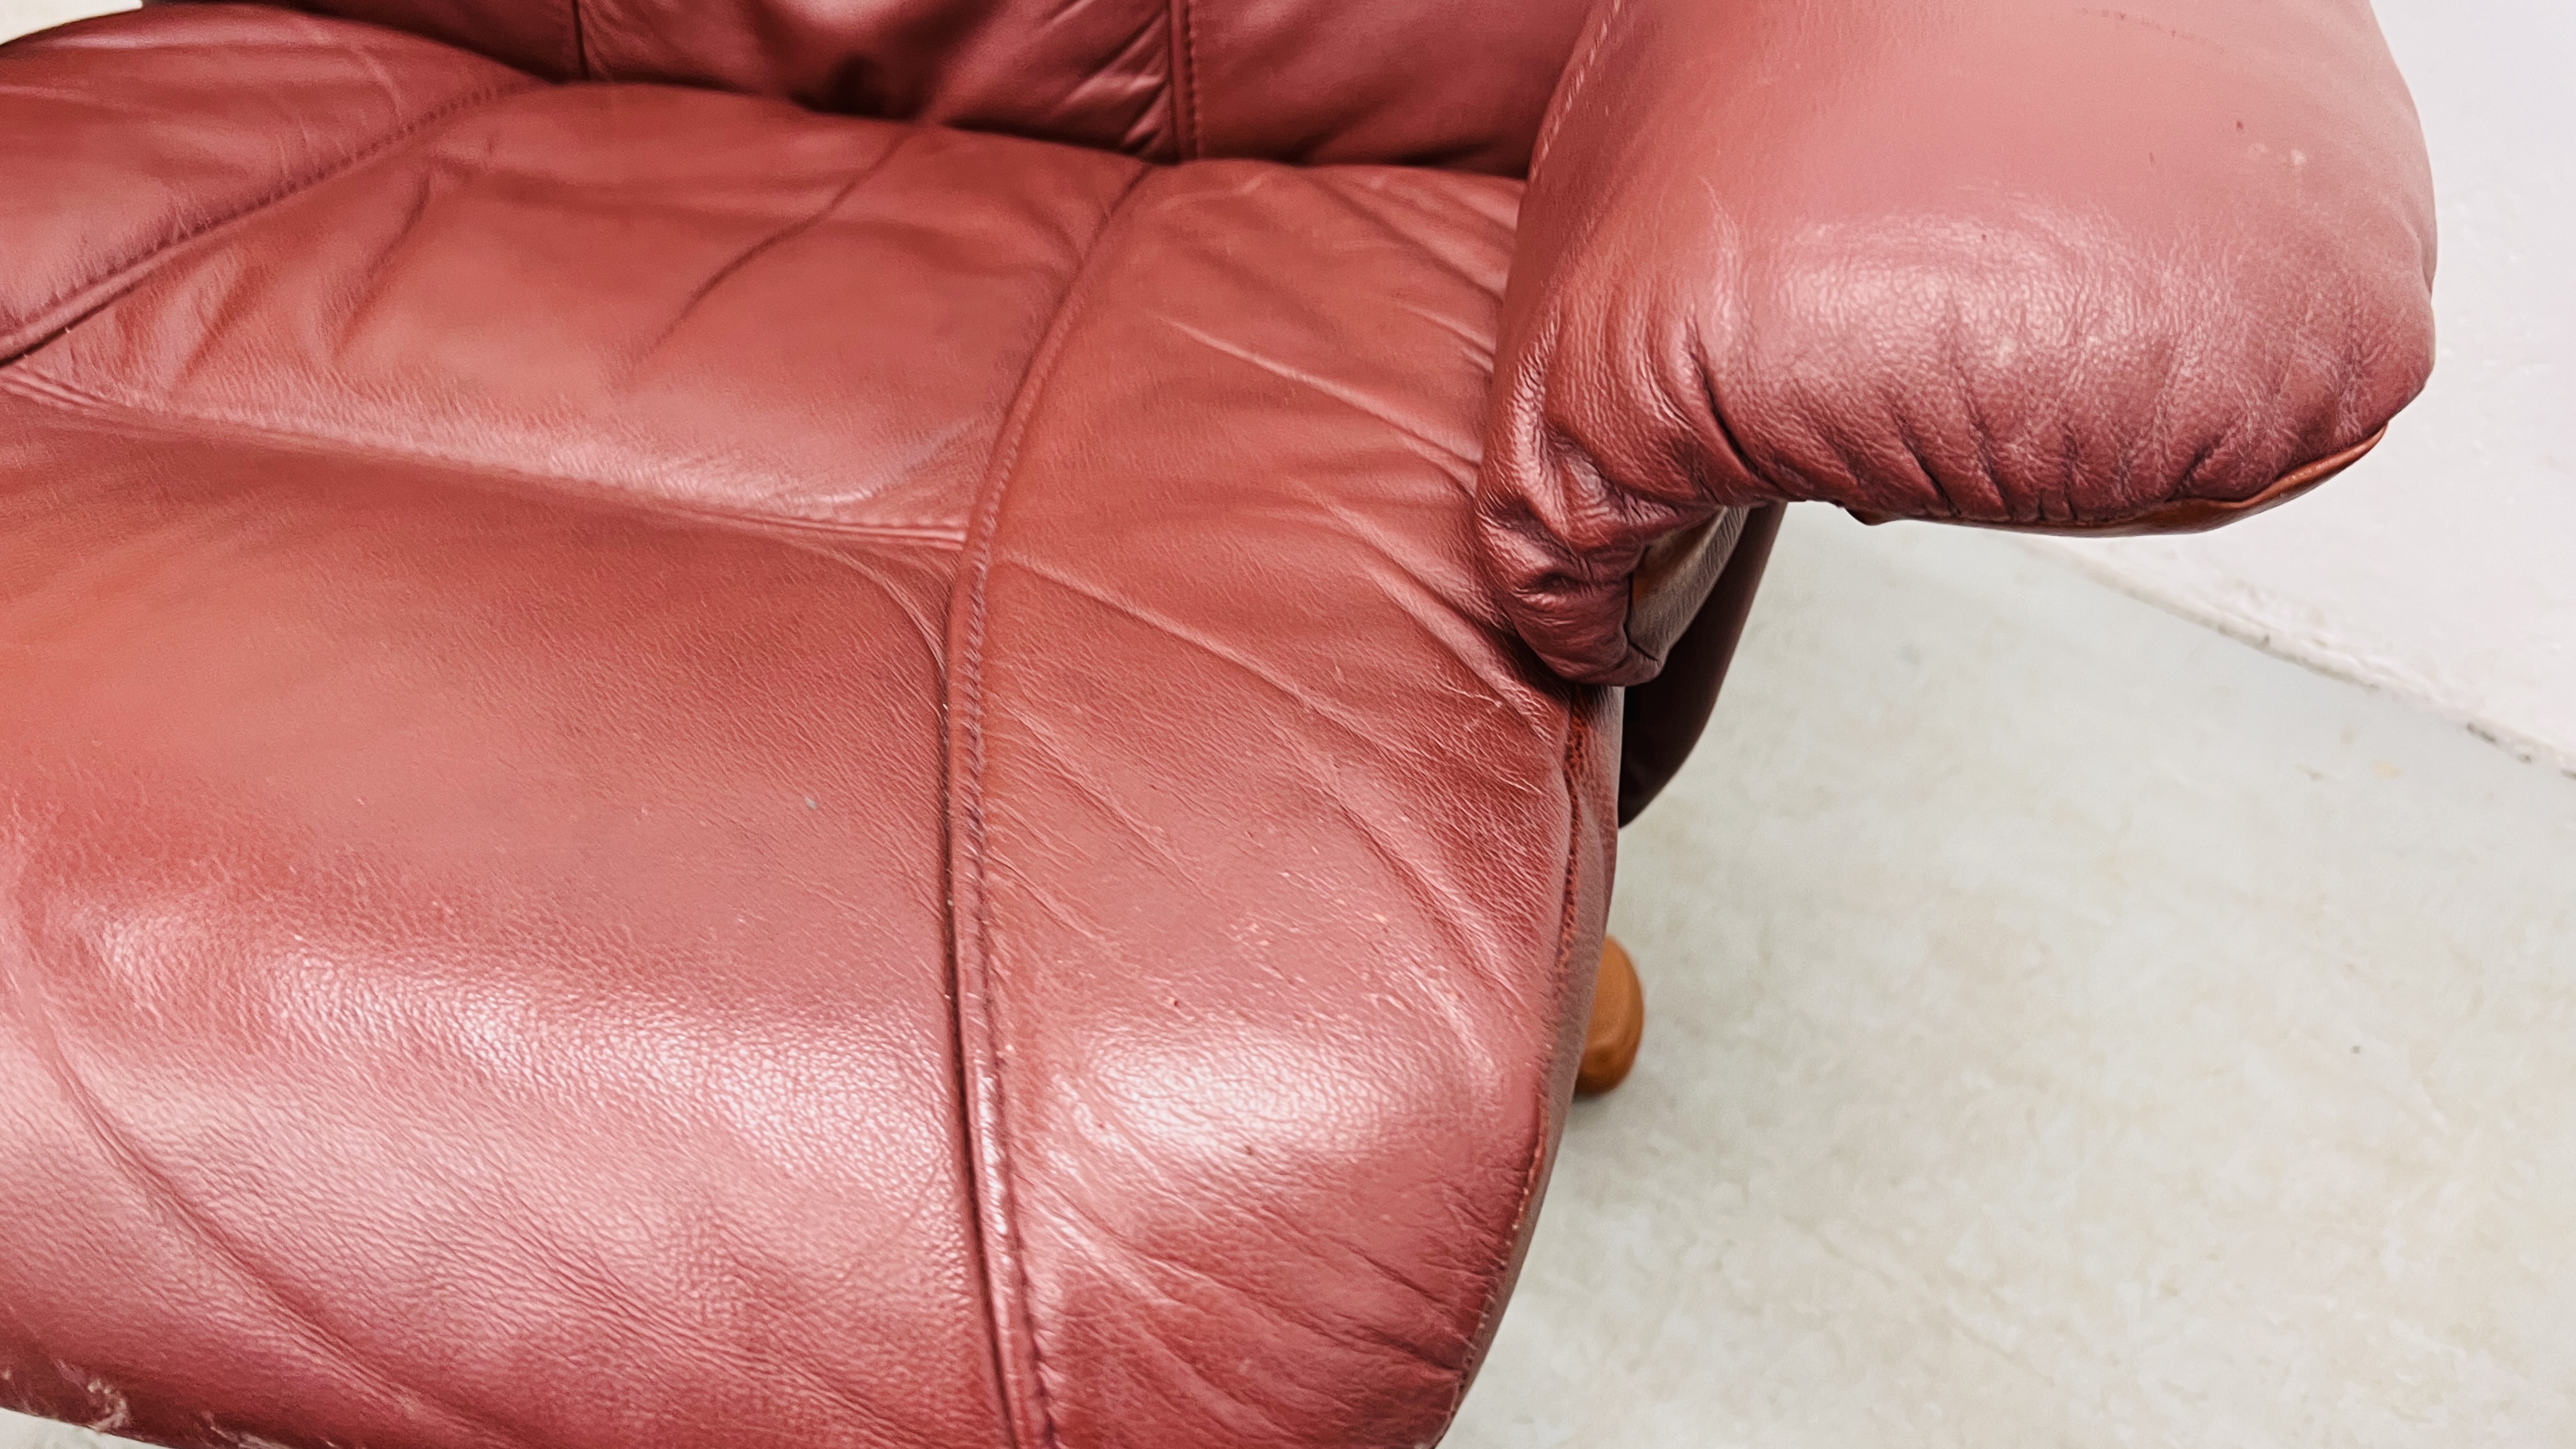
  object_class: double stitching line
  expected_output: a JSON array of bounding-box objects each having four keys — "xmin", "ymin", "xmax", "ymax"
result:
[
  {"xmin": 1529, "ymin": 0, "xmax": 1632, "ymax": 187},
  {"xmin": 1166, "ymin": 0, "xmax": 1204, "ymax": 161},
  {"xmin": 942, "ymin": 162, "xmax": 1156, "ymax": 1449}
]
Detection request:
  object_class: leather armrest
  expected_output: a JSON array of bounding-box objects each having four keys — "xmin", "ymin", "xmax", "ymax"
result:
[{"xmin": 1476, "ymin": 0, "xmax": 2438, "ymax": 684}]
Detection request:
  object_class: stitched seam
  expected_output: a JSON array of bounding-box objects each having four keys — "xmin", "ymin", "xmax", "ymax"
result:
[
  {"xmin": 1165, "ymin": 0, "xmax": 1202, "ymax": 161},
  {"xmin": 1445, "ymin": 687, "xmax": 1602, "ymax": 1422},
  {"xmin": 1184, "ymin": 0, "xmax": 1206, "ymax": 161},
  {"xmin": 0, "ymin": 370, "xmax": 969, "ymax": 548},
  {"xmin": 1529, "ymin": 0, "xmax": 1632, "ymax": 188},
  {"xmin": 0, "ymin": 78, "xmax": 537, "ymax": 367},
  {"xmin": 944, "ymin": 162, "xmax": 1156, "ymax": 1449},
  {"xmin": 566, "ymin": 0, "xmax": 590, "ymax": 79}
]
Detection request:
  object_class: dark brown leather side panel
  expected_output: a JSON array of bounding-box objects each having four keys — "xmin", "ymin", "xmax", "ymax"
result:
[{"xmin": 1618, "ymin": 503, "xmax": 1784, "ymax": 825}]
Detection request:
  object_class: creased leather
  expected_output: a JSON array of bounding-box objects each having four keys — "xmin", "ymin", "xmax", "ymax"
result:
[
  {"xmin": 0, "ymin": 5, "xmax": 535, "ymax": 360},
  {"xmin": 943, "ymin": 162, "xmax": 1609, "ymax": 1449},
  {"xmin": 0, "ymin": 12, "xmax": 1605, "ymax": 1444},
  {"xmin": 227, "ymin": 0, "xmax": 1593, "ymax": 172},
  {"xmin": 1476, "ymin": 0, "xmax": 2440, "ymax": 683},
  {"xmin": 6, "ymin": 81, "xmax": 1144, "ymax": 535},
  {"xmin": 0, "ymin": 394, "xmax": 1012, "ymax": 1449}
]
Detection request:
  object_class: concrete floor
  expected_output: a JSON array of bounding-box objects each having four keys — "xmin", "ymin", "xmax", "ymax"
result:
[
  {"xmin": 1450, "ymin": 512, "xmax": 2576, "ymax": 1448},
  {"xmin": 10, "ymin": 511, "xmax": 2573, "ymax": 1448}
]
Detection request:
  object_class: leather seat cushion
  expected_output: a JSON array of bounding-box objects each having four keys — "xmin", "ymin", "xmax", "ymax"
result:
[{"xmin": 0, "ymin": 9, "xmax": 1614, "ymax": 1449}]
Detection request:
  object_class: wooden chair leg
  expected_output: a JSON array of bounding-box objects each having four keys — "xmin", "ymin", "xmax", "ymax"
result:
[{"xmin": 1576, "ymin": 935, "xmax": 1645, "ymax": 1096}]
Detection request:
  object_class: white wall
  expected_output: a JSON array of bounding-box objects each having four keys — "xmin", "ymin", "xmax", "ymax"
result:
[
  {"xmin": 2037, "ymin": 0, "xmax": 2576, "ymax": 774},
  {"xmin": 0, "ymin": 0, "xmax": 119, "ymax": 40}
]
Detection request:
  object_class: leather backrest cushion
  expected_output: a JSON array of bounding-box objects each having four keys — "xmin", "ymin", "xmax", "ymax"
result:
[{"xmin": 218, "ymin": 0, "xmax": 1593, "ymax": 172}]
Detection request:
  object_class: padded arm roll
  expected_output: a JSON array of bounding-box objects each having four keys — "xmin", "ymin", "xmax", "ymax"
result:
[{"xmin": 1477, "ymin": 0, "xmax": 2438, "ymax": 684}]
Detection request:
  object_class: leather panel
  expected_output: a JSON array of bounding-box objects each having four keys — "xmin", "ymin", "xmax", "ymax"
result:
[
  {"xmin": 1178, "ymin": 0, "xmax": 1590, "ymax": 172},
  {"xmin": 574, "ymin": 0, "xmax": 1181, "ymax": 158},
  {"xmin": 10, "ymin": 82, "xmax": 1144, "ymax": 535},
  {"xmin": 259, "ymin": 0, "xmax": 579, "ymax": 78},
  {"xmin": 236, "ymin": 0, "xmax": 1592, "ymax": 172},
  {"xmin": 0, "ymin": 4, "xmax": 535, "ymax": 360},
  {"xmin": 0, "ymin": 19, "xmax": 1608, "ymax": 1443},
  {"xmin": 947, "ymin": 163, "xmax": 1614, "ymax": 1449},
  {"xmin": 0, "ymin": 394, "xmax": 1010, "ymax": 1449}
]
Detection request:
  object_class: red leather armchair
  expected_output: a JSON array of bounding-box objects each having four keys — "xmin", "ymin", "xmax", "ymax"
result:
[{"xmin": 0, "ymin": 1, "xmax": 2432, "ymax": 1446}]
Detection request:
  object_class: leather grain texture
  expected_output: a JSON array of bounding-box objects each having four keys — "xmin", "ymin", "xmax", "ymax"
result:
[
  {"xmin": 0, "ymin": 393, "xmax": 1009, "ymax": 1449},
  {"xmin": 6, "ymin": 74, "xmax": 1145, "ymax": 534},
  {"xmin": 944, "ymin": 162, "xmax": 1613, "ymax": 1449},
  {"xmin": 0, "ymin": 11, "xmax": 1607, "ymax": 1446},
  {"xmin": 0, "ymin": 5, "xmax": 535, "ymax": 360},
  {"xmin": 209, "ymin": 0, "xmax": 1595, "ymax": 172},
  {"xmin": 1476, "ymin": 0, "xmax": 2441, "ymax": 682}
]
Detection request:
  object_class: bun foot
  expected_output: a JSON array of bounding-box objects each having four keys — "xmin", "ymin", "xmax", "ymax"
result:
[{"xmin": 1576, "ymin": 935, "xmax": 1645, "ymax": 1097}]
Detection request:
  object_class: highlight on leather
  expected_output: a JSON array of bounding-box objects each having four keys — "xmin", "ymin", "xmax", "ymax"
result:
[
  {"xmin": 0, "ymin": 4, "xmax": 535, "ymax": 360},
  {"xmin": 0, "ymin": 10, "xmax": 1612, "ymax": 1434},
  {"xmin": 1476, "ymin": 0, "xmax": 2440, "ymax": 684}
]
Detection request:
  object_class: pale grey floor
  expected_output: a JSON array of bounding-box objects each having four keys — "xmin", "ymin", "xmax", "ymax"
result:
[
  {"xmin": 1450, "ymin": 514, "xmax": 2576, "ymax": 1447},
  {"xmin": 10, "ymin": 512, "xmax": 2574, "ymax": 1448}
]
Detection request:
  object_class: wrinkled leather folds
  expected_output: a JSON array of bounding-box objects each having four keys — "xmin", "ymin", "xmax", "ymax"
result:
[
  {"xmin": 245, "ymin": 0, "xmax": 1595, "ymax": 172},
  {"xmin": 947, "ymin": 163, "xmax": 1613, "ymax": 1449},
  {"xmin": 1476, "ymin": 0, "xmax": 2440, "ymax": 683},
  {"xmin": 0, "ymin": 6, "xmax": 534, "ymax": 360},
  {"xmin": 0, "ymin": 12, "xmax": 1607, "ymax": 1447}
]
